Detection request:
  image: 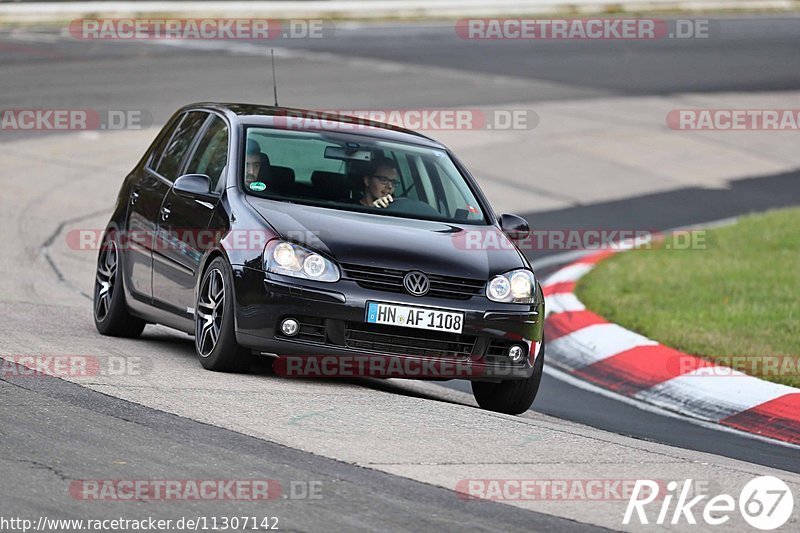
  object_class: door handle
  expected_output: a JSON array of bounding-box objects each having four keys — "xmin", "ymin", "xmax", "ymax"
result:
[
  {"xmin": 161, "ymin": 204, "xmax": 171, "ymax": 221},
  {"xmin": 130, "ymin": 190, "xmax": 140, "ymax": 205}
]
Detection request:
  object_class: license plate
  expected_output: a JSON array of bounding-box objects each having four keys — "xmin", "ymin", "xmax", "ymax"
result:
[{"xmin": 366, "ymin": 302, "xmax": 464, "ymax": 334}]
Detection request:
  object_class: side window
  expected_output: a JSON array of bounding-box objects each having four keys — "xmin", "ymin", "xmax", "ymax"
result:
[
  {"xmin": 155, "ymin": 111, "xmax": 207, "ymax": 182},
  {"xmin": 433, "ymin": 160, "xmax": 482, "ymax": 221},
  {"xmin": 186, "ymin": 116, "xmax": 229, "ymax": 191},
  {"xmin": 146, "ymin": 116, "xmax": 181, "ymax": 170}
]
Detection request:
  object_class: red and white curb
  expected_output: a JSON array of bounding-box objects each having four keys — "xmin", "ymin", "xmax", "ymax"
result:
[{"xmin": 542, "ymin": 248, "xmax": 800, "ymax": 446}]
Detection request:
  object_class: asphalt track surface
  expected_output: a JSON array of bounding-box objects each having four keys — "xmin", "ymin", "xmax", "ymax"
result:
[
  {"xmin": 1, "ymin": 17, "xmax": 800, "ymax": 531},
  {"xmin": 2, "ymin": 360, "xmax": 598, "ymax": 532}
]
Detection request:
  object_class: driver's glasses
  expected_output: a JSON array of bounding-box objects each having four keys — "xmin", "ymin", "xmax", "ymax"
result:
[{"xmin": 372, "ymin": 175, "xmax": 400, "ymax": 187}]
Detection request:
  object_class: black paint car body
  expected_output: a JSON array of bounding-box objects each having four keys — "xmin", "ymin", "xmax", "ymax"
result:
[{"xmin": 94, "ymin": 103, "xmax": 545, "ymax": 414}]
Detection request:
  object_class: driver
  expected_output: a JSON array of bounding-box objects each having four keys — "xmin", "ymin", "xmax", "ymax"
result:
[{"xmin": 359, "ymin": 157, "xmax": 399, "ymax": 208}]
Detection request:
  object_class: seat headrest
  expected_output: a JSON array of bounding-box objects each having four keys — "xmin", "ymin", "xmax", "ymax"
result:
[
  {"xmin": 258, "ymin": 153, "xmax": 272, "ymax": 182},
  {"xmin": 270, "ymin": 166, "xmax": 295, "ymax": 186},
  {"xmin": 311, "ymin": 171, "xmax": 350, "ymax": 201}
]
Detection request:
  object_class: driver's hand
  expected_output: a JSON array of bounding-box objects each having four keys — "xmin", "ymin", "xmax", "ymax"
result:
[{"xmin": 372, "ymin": 194, "xmax": 393, "ymax": 208}]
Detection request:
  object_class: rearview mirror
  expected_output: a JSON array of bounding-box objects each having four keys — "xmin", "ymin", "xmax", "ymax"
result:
[
  {"xmin": 324, "ymin": 146, "xmax": 373, "ymax": 162},
  {"xmin": 173, "ymin": 174, "xmax": 212, "ymax": 197},
  {"xmin": 499, "ymin": 213, "xmax": 530, "ymax": 241}
]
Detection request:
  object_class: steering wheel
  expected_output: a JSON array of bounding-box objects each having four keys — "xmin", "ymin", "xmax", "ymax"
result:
[{"xmin": 384, "ymin": 196, "xmax": 441, "ymax": 217}]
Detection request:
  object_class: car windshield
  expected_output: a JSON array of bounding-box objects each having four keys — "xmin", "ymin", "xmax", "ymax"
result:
[{"xmin": 242, "ymin": 127, "xmax": 487, "ymax": 224}]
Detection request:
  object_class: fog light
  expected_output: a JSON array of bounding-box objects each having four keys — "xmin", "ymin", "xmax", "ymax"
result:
[
  {"xmin": 281, "ymin": 318, "xmax": 299, "ymax": 337},
  {"xmin": 508, "ymin": 345, "xmax": 525, "ymax": 363}
]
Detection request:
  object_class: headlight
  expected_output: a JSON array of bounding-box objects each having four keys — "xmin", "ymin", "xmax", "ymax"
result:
[
  {"xmin": 264, "ymin": 240, "xmax": 340, "ymax": 283},
  {"xmin": 486, "ymin": 269, "xmax": 537, "ymax": 303},
  {"xmin": 488, "ymin": 276, "xmax": 511, "ymax": 300},
  {"xmin": 273, "ymin": 242, "xmax": 297, "ymax": 268}
]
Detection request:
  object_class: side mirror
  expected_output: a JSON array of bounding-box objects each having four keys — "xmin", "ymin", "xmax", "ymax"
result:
[
  {"xmin": 499, "ymin": 213, "xmax": 530, "ymax": 241},
  {"xmin": 173, "ymin": 174, "xmax": 212, "ymax": 197}
]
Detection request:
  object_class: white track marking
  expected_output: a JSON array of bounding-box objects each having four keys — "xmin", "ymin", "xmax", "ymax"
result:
[
  {"xmin": 637, "ymin": 369, "xmax": 799, "ymax": 422},
  {"xmin": 541, "ymin": 262, "xmax": 594, "ymax": 285},
  {"xmin": 548, "ymin": 323, "xmax": 658, "ymax": 370},
  {"xmin": 543, "ymin": 364, "xmax": 800, "ymax": 451},
  {"xmin": 545, "ymin": 292, "xmax": 585, "ymax": 315}
]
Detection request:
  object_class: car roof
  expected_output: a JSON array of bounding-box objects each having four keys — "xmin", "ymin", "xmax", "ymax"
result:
[{"xmin": 182, "ymin": 102, "xmax": 446, "ymax": 149}]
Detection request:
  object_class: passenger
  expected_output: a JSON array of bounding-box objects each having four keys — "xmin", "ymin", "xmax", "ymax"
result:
[
  {"xmin": 244, "ymin": 139, "xmax": 268, "ymax": 188},
  {"xmin": 358, "ymin": 157, "xmax": 400, "ymax": 208}
]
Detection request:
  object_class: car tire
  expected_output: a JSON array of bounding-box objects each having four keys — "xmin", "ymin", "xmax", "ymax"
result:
[
  {"xmin": 194, "ymin": 257, "xmax": 252, "ymax": 372},
  {"xmin": 471, "ymin": 337, "xmax": 545, "ymax": 415},
  {"xmin": 93, "ymin": 231, "xmax": 147, "ymax": 338}
]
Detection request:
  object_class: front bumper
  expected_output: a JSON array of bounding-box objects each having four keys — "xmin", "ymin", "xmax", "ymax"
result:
[{"xmin": 232, "ymin": 266, "xmax": 544, "ymax": 381}]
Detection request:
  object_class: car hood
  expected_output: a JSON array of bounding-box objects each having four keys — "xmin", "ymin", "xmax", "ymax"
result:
[{"xmin": 246, "ymin": 197, "xmax": 526, "ymax": 280}]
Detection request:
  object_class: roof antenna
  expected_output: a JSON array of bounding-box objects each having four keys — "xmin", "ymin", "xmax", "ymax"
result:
[{"xmin": 270, "ymin": 48, "xmax": 279, "ymax": 107}]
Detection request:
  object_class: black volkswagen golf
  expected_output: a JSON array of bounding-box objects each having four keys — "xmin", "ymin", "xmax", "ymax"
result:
[{"xmin": 94, "ymin": 103, "xmax": 545, "ymax": 414}]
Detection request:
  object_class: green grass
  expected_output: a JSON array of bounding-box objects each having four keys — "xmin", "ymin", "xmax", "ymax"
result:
[{"xmin": 576, "ymin": 207, "xmax": 800, "ymax": 388}]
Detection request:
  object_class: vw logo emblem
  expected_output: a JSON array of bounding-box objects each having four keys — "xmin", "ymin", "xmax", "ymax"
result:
[{"xmin": 403, "ymin": 271, "xmax": 430, "ymax": 296}]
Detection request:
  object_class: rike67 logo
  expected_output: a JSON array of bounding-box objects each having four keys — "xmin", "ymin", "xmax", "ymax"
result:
[{"xmin": 624, "ymin": 476, "xmax": 794, "ymax": 530}]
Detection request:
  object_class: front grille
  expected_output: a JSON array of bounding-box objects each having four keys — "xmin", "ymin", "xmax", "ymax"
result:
[
  {"xmin": 341, "ymin": 263, "xmax": 485, "ymax": 300},
  {"xmin": 344, "ymin": 322, "xmax": 476, "ymax": 359}
]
